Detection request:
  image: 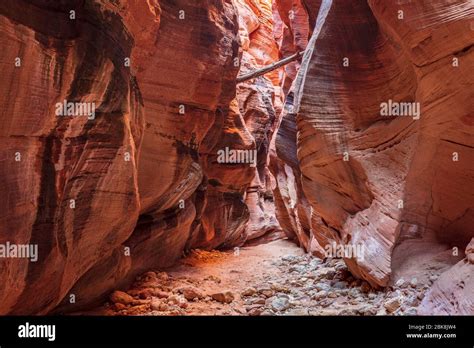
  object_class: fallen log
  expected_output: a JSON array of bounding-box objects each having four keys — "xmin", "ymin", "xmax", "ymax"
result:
[{"xmin": 236, "ymin": 51, "xmax": 305, "ymax": 83}]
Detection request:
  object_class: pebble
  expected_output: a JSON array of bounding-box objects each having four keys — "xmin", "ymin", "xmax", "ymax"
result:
[
  {"xmin": 368, "ymin": 293, "xmax": 377, "ymax": 300},
  {"xmin": 251, "ymin": 297, "xmax": 266, "ymax": 305},
  {"xmin": 271, "ymin": 296, "xmax": 291, "ymax": 312},
  {"xmin": 180, "ymin": 286, "xmax": 204, "ymax": 301},
  {"xmin": 286, "ymin": 308, "xmax": 309, "ymax": 315},
  {"xmin": 211, "ymin": 291, "xmax": 235, "ymax": 304},
  {"xmin": 333, "ymin": 281, "xmax": 347, "ymax": 290},
  {"xmin": 315, "ymin": 282, "xmax": 331, "ymax": 292},
  {"xmin": 405, "ymin": 307, "xmax": 418, "ymax": 316},
  {"xmin": 110, "ymin": 291, "xmax": 135, "ymax": 305},
  {"xmin": 395, "ymin": 278, "xmax": 406, "ymax": 288},
  {"xmin": 312, "ymin": 291, "xmax": 327, "ymax": 300},
  {"xmin": 241, "ymin": 287, "xmax": 257, "ymax": 297},
  {"xmin": 150, "ymin": 299, "xmax": 168, "ymax": 312},
  {"xmin": 384, "ymin": 296, "xmax": 402, "ymax": 313}
]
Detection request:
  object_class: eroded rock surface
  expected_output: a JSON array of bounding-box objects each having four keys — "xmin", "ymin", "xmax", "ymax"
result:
[
  {"xmin": 272, "ymin": 0, "xmax": 473, "ymax": 312},
  {"xmin": 0, "ymin": 0, "xmax": 257, "ymax": 314}
]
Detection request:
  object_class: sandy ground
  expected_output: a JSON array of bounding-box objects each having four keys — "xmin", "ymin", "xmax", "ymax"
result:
[{"xmin": 92, "ymin": 239, "xmax": 435, "ymax": 316}]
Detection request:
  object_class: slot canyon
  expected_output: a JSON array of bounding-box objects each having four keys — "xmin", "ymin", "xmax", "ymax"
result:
[{"xmin": 0, "ymin": 0, "xmax": 473, "ymax": 316}]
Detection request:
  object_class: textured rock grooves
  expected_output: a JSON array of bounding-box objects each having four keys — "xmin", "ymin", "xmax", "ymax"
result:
[{"xmin": 0, "ymin": 0, "xmax": 472, "ymax": 315}]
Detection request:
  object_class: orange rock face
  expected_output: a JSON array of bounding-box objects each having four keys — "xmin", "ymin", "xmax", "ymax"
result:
[
  {"xmin": 273, "ymin": 0, "xmax": 474, "ymax": 311},
  {"xmin": 233, "ymin": 0, "xmax": 284, "ymax": 242},
  {"xmin": 0, "ymin": 0, "xmax": 254, "ymax": 314}
]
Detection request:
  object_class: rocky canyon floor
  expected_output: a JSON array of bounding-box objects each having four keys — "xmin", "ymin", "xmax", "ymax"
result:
[{"xmin": 88, "ymin": 240, "xmax": 433, "ymax": 316}]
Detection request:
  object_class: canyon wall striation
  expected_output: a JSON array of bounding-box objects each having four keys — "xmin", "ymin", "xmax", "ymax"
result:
[
  {"xmin": 0, "ymin": 0, "xmax": 472, "ymax": 315},
  {"xmin": 0, "ymin": 0, "xmax": 271, "ymax": 314},
  {"xmin": 272, "ymin": 0, "xmax": 474, "ymax": 313}
]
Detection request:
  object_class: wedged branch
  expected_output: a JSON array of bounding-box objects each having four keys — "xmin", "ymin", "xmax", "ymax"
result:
[{"xmin": 236, "ymin": 51, "xmax": 304, "ymax": 83}]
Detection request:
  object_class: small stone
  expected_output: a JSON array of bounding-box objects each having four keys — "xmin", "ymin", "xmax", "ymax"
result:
[
  {"xmin": 150, "ymin": 299, "xmax": 169, "ymax": 311},
  {"xmin": 252, "ymin": 297, "xmax": 266, "ymax": 304},
  {"xmin": 333, "ymin": 281, "xmax": 348, "ymax": 290},
  {"xmin": 286, "ymin": 308, "xmax": 309, "ymax": 315},
  {"xmin": 312, "ymin": 291, "xmax": 327, "ymax": 300},
  {"xmin": 395, "ymin": 278, "xmax": 406, "ymax": 288},
  {"xmin": 384, "ymin": 297, "xmax": 402, "ymax": 313},
  {"xmin": 405, "ymin": 307, "xmax": 418, "ymax": 316},
  {"xmin": 315, "ymin": 282, "xmax": 331, "ymax": 292},
  {"xmin": 257, "ymin": 287, "xmax": 274, "ymax": 298},
  {"xmin": 410, "ymin": 278, "xmax": 418, "ymax": 288},
  {"xmin": 248, "ymin": 307, "xmax": 264, "ymax": 316},
  {"xmin": 339, "ymin": 308, "xmax": 358, "ymax": 315},
  {"xmin": 319, "ymin": 308, "xmax": 340, "ymax": 315},
  {"xmin": 241, "ymin": 287, "xmax": 257, "ymax": 297},
  {"xmin": 328, "ymin": 292, "xmax": 337, "ymax": 298},
  {"xmin": 270, "ymin": 284, "xmax": 290, "ymax": 293},
  {"xmin": 167, "ymin": 294, "xmax": 187, "ymax": 308},
  {"xmin": 212, "ymin": 291, "xmax": 235, "ymax": 304},
  {"xmin": 110, "ymin": 291, "xmax": 135, "ymax": 305},
  {"xmin": 368, "ymin": 293, "xmax": 377, "ymax": 300},
  {"xmin": 429, "ymin": 275, "xmax": 439, "ymax": 283},
  {"xmin": 180, "ymin": 286, "xmax": 204, "ymax": 301},
  {"xmin": 154, "ymin": 290, "xmax": 170, "ymax": 299},
  {"xmin": 271, "ymin": 296, "xmax": 291, "ymax": 312}
]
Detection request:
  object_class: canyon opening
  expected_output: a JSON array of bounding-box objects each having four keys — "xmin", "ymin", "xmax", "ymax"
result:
[{"xmin": 0, "ymin": 0, "xmax": 473, "ymax": 341}]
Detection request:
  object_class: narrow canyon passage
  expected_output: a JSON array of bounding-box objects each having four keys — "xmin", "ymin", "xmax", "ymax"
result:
[{"xmin": 98, "ymin": 239, "xmax": 434, "ymax": 316}]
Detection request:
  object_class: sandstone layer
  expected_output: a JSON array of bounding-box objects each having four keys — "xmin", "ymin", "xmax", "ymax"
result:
[
  {"xmin": 0, "ymin": 0, "xmax": 259, "ymax": 314},
  {"xmin": 272, "ymin": 0, "xmax": 474, "ymax": 313}
]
